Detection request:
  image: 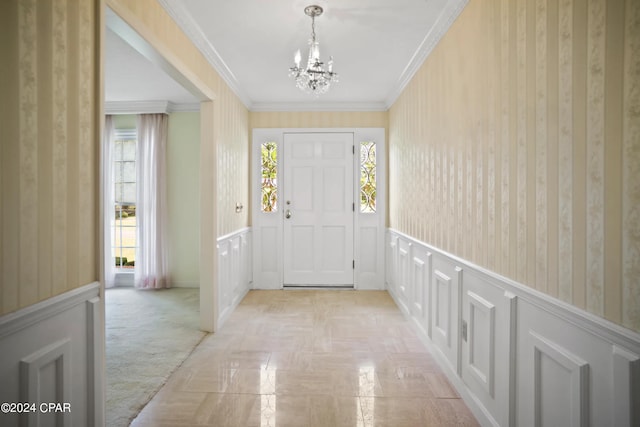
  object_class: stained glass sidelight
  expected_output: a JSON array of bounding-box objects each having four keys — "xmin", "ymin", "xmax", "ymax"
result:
[
  {"xmin": 261, "ymin": 141, "xmax": 278, "ymax": 212},
  {"xmin": 360, "ymin": 141, "xmax": 376, "ymax": 213}
]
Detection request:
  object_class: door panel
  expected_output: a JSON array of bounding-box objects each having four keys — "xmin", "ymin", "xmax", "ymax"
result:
[
  {"xmin": 292, "ymin": 167, "xmax": 314, "ymax": 209},
  {"xmin": 323, "ymin": 167, "xmax": 345, "ymax": 211},
  {"xmin": 283, "ymin": 133, "xmax": 354, "ymax": 286}
]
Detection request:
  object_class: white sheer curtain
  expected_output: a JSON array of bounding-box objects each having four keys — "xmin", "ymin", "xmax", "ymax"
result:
[
  {"xmin": 102, "ymin": 115, "xmax": 116, "ymax": 288},
  {"xmin": 135, "ymin": 113, "xmax": 170, "ymax": 289}
]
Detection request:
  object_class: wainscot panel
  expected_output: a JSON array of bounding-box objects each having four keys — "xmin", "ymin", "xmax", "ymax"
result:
[
  {"xmin": 0, "ymin": 282, "xmax": 103, "ymax": 427},
  {"xmin": 386, "ymin": 229, "xmax": 640, "ymax": 427},
  {"xmin": 217, "ymin": 228, "xmax": 252, "ymax": 329}
]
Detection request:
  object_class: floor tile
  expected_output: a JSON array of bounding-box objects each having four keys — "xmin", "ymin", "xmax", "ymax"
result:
[
  {"xmin": 130, "ymin": 290, "xmax": 479, "ymax": 427},
  {"xmin": 266, "ymin": 351, "xmax": 314, "ymax": 371},
  {"xmin": 309, "ymin": 395, "xmax": 363, "ymax": 427}
]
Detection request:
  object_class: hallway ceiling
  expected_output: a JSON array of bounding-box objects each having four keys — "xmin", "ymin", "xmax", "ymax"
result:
[
  {"xmin": 105, "ymin": 0, "xmax": 466, "ymax": 112},
  {"xmin": 105, "ymin": 27, "xmax": 199, "ymax": 106}
]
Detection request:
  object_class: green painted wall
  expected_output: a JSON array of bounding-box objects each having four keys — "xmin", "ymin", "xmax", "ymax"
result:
[
  {"xmin": 112, "ymin": 114, "xmax": 136, "ymax": 130},
  {"xmin": 110, "ymin": 112, "xmax": 200, "ymax": 287},
  {"xmin": 167, "ymin": 112, "xmax": 200, "ymax": 287}
]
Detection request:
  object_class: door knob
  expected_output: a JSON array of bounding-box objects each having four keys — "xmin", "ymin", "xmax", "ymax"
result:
[{"xmin": 285, "ymin": 209, "xmax": 292, "ymax": 219}]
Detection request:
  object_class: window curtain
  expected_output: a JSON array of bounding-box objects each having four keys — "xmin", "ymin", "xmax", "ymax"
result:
[
  {"xmin": 102, "ymin": 115, "xmax": 116, "ymax": 288},
  {"xmin": 135, "ymin": 113, "xmax": 170, "ymax": 289}
]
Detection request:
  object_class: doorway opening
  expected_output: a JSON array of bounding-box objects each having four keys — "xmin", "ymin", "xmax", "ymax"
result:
[{"xmin": 103, "ymin": 5, "xmax": 212, "ymax": 425}]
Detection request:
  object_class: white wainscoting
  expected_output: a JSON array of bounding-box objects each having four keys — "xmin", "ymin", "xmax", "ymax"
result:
[
  {"xmin": 0, "ymin": 282, "xmax": 103, "ymax": 427},
  {"xmin": 217, "ymin": 228, "xmax": 252, "ymax": 328},
  {"xmin": 386, "ymin": 229, "xmax": 640, "ymax": 427}
]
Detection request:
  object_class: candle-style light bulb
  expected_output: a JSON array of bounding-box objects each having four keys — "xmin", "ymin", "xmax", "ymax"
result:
[
  {"xmin": 328, "ymin": 56, "xmax": 333, "ymax": 72},
  {"xmin": 294, "ymin": 49, "xmax": 301, "ymax": 68}
]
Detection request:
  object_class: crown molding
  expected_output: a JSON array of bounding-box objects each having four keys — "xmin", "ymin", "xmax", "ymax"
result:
[
  {"xmin": 105, "ymin": 99, "xmax": 387, "ymax": 114},
  {"xmin": 105, "ymin": 100, "xmax": 200, "ymax": 115},
  {"xmin": 384, "ymin": 0, "xmax": 469, "ymax": 109},
  {"xmin": 249, "ymin": 101, "xmax": 388, "ymax": 113},
  {"xmin": 157, "ymin": 0, "xmax": 253, "ymax": 108},
  {"xmin": 169, "ymin": 102, "xmax": 201, "ymax": 112}
]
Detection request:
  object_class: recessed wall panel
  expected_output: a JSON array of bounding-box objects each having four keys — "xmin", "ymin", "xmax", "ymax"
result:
[
  {"xmin": 531, "ymin": 331, "xmax": 589, "ymax": 427},
  {"xmin": 399, "ymin": 244, "xmax": 410, "ymax": 303},
  {"xmin": 467, "ymin": 291, "xmax": 495, "ymax": 397},
  {"xmin": 413, "ymin": 257, "xmax": 425, "ymax": 317},
  {"xmin": 435, "ymin": 270, "xmax": 452, "ymax": 347},
  {"xmin": 387, "ymin": 235, "xmax": 398, "ymax": 289},
  {"xmin": 260, "ymin": 227, "xmax": 278, "ymax": 273},
  {"xmin": 20, "ymin": 338, "xmax": 72, "ymax": 427},
  {"xmin": 360, "ymin": 227, "xmax": 377, "ymax": 273},
  {"xmin": 218, "ymin": 243, "xmax": 230, "ymax": 307},
  {"xmin": 538, "ymin": 351, "xmax": 573, "ymax": 427}
]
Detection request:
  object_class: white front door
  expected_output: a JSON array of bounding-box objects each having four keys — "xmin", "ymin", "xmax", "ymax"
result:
[{"xmin": 282, "ymin": 133, "xmax": 354, "ymax": 286}]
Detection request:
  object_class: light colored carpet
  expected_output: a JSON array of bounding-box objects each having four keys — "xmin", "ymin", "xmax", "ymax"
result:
[{"xmin": 106, "ymin": 287, "xmax": 206, "ymax": 427}]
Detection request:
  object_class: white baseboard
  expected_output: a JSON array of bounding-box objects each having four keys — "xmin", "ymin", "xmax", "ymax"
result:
[
  {"xmin": 170, "ymin": 281, "xmax": 199, "ymax": 288},
  {"xmin": 113, "ymin": 272, "xmax": 134, "ymax": 287},
  {"xmin": 0, "ymin": 282, "xmax": 104, "ymax": 427},
  {"xmin": 217, "ymin": 228, "xmax": 252, "ymax": 329},
  {"xmin": 386, "ymin": 229, "xmax": 640, "ymax": 427}
]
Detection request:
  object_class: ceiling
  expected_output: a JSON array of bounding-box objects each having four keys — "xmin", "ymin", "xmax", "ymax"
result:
[
  {"xmin": 105, "ymin": 0, "xmax": 467, "ymax": 112},
  {"xmin": 105, "ymin": 27, "xmax": 199, "ymax": 106}
]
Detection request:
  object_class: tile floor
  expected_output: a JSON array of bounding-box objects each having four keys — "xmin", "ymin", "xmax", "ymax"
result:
[{"xmin": 131, "ymin": 290, "xmax": 479, "ymax": 427}]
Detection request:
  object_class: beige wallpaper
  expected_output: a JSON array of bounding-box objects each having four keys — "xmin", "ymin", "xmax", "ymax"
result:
[
  {"xmin": 250, "ymin": 111, "xmax": 388, "ymax": 130},
  {"xmin": 107, "ymin": 0, "xmax": 250, "ymax": 238},
  {"xmin": 217, "ymin": 85, "xmax": 250, "ymax": 236},
  {"xmin": 389, "ymin": 0, "xmax": 639, "ymax": 332},
  {"xmin": 0, "ymin": 0, "xmax": 100, "ymax": 316}
]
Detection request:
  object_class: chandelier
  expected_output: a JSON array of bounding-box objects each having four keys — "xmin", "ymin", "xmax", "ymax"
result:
[{"xmin": 288, "ymin": 5, "xmax": 338, "ymax": 95}]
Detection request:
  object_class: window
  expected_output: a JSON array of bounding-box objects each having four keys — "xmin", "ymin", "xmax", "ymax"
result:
[
  {"xmin": 261, "ymin": 141, "xmax": 278, "ymax": 212},
  {"xmin": 113, "ymin": 129, "xmax": 137, "ymax": 269},
  {"xmin": 360, "ymin": 141, "xmax": 377, "ymax": 213}
]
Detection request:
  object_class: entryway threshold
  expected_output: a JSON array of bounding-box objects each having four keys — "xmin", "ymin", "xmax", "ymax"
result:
[{"xmin": 283, "ymin": 285, "xmax": 355, "ymax": 290}]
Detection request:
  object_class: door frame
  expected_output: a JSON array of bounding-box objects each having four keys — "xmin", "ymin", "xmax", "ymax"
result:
[{"xmin": 252, "ymin": 128, "xmax": 386, "ymax": 290}]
